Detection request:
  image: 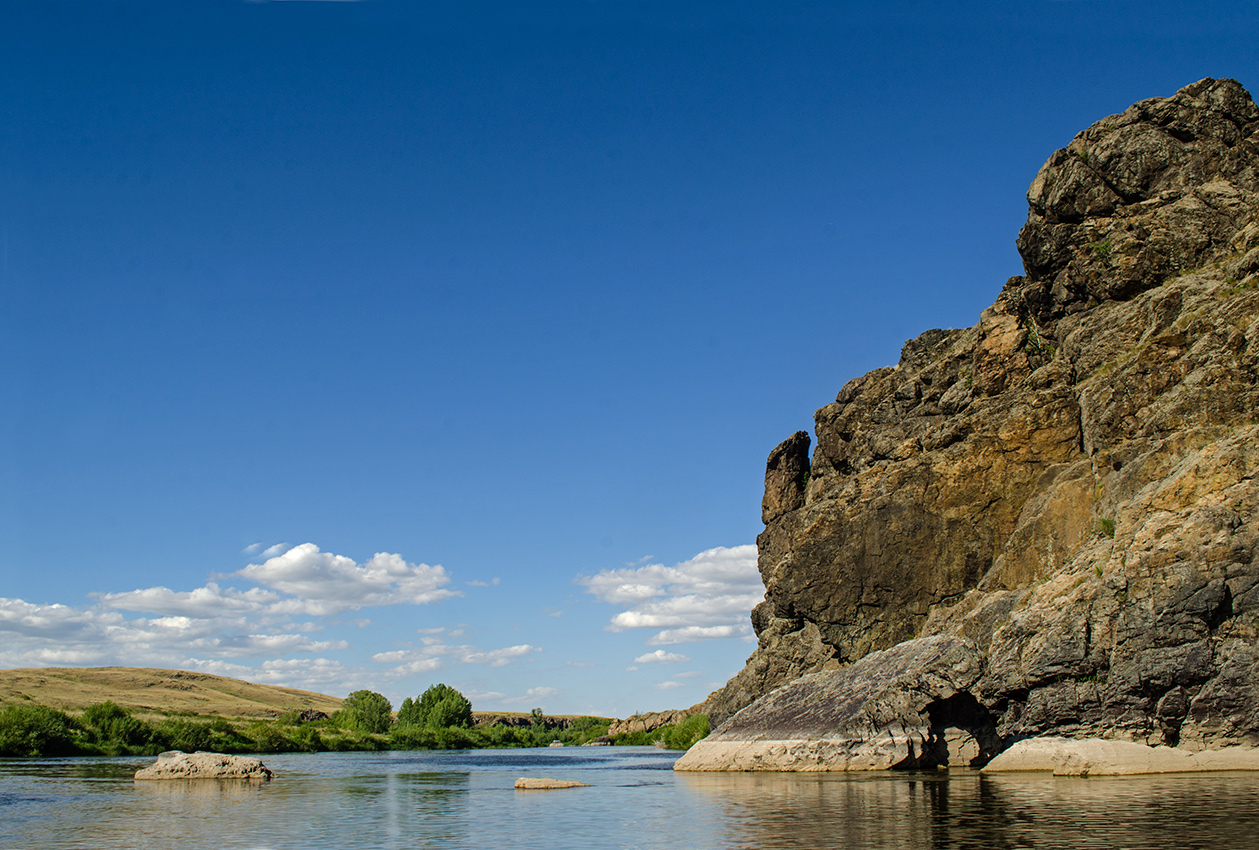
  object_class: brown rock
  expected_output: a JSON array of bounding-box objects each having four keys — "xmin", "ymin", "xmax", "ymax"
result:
[{"xmin": 700, "ymin": 78, "xmax": 1259, "ymax": 764}]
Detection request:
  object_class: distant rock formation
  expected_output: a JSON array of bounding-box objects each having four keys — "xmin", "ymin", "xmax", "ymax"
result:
[
  {"xmin": 608, "ymin": 708, "xmax": 696, "ymax": 738},
  {"xmin": 688, "ymin": 77, "xmax": 1259, "ymax": 769},
  {"xmin": 134, "ymin": 751, "xmax": 274, "ymax": 780}
]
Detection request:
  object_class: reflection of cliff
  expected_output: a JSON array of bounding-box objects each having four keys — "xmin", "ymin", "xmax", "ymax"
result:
[
  {"xmin": 679, "ymin": 771, "xmax": 1259, "ymax": 848},
  {"xmin": 701, "ymin": 78, "xmax": 1259, "ymax": 748}
]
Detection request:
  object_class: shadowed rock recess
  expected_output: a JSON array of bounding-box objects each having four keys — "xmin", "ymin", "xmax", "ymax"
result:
[{"xmin": 684, "ymin": 78, "xmax": 1259, "ymax": 770}]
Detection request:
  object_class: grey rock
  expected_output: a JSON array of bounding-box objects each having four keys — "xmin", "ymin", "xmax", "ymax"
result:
[{"xmin": 677, "ymin": 636, "xmax": 1001, "ymax": 771}]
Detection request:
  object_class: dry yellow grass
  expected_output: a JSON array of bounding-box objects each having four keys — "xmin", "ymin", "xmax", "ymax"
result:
[{"xmin": 0, "ymin": 667, "xmax": 344, "ymax": 719}]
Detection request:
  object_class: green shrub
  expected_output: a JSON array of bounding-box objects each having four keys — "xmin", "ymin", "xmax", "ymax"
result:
[
  {"xmin": 154, "ymin": 718, "xmax": 215, "ymax": 753},
  {"xmin": 80, "ymin": 701, "xmax": 158, "ymax": 754},
  {"xmin": 611, "ymin": 715, "xmax": 710, "ymax": 750},
  {"xmin": 658, "ymin": 714, "xmax": 709, "ymax": 751},
  {"xmin": 0, "ymin": 705, "xmax": 84, "ymax": 757},
  {"xmin": 389, "ymin": 726, "xmax": 439, "ymax": 749}
]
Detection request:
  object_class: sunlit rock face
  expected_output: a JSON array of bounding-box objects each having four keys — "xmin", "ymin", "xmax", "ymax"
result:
[
  {"xmin": 699, "ymin": 78, "xmax": 1259, "ymax": 760},
  {"xmin": 678, "ymin": 636, "xmax": 1001, "ymax": 771}
]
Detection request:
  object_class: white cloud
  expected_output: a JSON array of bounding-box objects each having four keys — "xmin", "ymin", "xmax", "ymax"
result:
[
  {"xmin": 96, "ymin": 583, "xmax": 278, "ymax": 618},
  {"xmin": 185, "ymin": 657, "xmax": 354, "ymax": 689},
  {"xmin": 502, "ymin": 686, "xmax": 559, "ymax": 705},
  {"xmin": 237, "ymin": 544, "xmax": 459, "ymax": 614},
  {"xmin": 371, "ymin": 640, "xmax": 539, "ymax": 675},
  {"xmin": 655, "ymin": 681, "xmax": 685, "ymax": 690},
  {"xmin": 633, "ymin": 649, "xmax": 690, "ymax": 664},
  {"xmin": 578, "ymin": 544, "xmax": 762, "ymax": 645},
  {"xmin": 646, "ymin": 624, "xmax": 752, "ymax": 645},
  {"xmin": 0, "ymin": 542, "xmax": 465, "ymax": 696}
]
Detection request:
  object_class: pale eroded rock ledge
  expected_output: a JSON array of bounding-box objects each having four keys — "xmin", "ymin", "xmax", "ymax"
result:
[{"xmin": 982, "ymin": 737, "xmax": 1259, "ymax": 775}]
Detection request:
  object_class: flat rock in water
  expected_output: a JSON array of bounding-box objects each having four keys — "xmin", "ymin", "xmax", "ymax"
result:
[
  {"xmin": 514, "ymin": 777, "xmax": 591, "ymax": 789},
  {"xmin": 134, "ymin": 750, "xmax": 274, "ymax": 780},
  {"xmin": 983, "ymin": 738, "xmax": 1259, "ymax": 776}
]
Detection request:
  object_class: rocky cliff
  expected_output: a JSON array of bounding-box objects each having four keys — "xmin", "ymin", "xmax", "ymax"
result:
[{"xmin": 695, "ymin": 77, "xmax": 1259, "ymax": 757}]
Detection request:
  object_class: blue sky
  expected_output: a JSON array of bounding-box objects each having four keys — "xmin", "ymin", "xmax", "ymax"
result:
[{"xmin": 2, "ymin": 0, "xmax": 1257, "ymax": 718}]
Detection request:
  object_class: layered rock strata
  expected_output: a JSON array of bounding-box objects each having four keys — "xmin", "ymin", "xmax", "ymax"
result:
[{"xmin": 688, "ymin": 78, "xmax": 1259, "ymax": 769}]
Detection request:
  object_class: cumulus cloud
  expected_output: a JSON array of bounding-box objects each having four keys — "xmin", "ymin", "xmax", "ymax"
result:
[
  {"xmin": 633, "ymin": 650, "xmax": 690, "ymax": 664},
  {"xmin": 655, "ymin": 681, "xmax": 685, "ymax": 690},
  {"xmin": 237, "ymin": 544, "xmax": 459, "ymax": 613},
  {"xmin": 646, "ymin": 624, "xmax": 753, "ymax": 646},
  {"xmin": 0, "ymin": 543, "xmax": 466, "ymax": 695},
  {"xmin": 578, "ymin": 545, "xmax": 762, "ymax": 645}
]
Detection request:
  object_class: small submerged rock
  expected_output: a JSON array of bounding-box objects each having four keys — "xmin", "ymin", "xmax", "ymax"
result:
[
  {"xmin": 514, "ymin": 777, "xmax": 591, "ymax": 789},
  {"xmin": 134, "ymin": 751, "xmax": 274, "ymax": 781}
]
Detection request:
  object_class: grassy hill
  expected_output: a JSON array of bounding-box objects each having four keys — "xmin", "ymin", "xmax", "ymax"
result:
[{"xmin": 0, "ymin": 667, "xmax": 344, "ymax": 719}]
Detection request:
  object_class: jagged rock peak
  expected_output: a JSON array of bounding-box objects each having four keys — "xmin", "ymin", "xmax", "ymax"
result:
[{"xmin": 1016, "ymin": 77, "xmax": 1259, "ymax": 319}]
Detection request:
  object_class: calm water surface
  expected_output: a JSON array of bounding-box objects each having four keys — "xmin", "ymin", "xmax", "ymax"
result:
[{"xmin": 3, "ymin": 747, "xmax": 1259, "ymax": 849}]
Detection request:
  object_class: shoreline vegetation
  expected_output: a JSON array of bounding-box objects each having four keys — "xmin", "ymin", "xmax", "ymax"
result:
[{"xmin": 0, "ymin": 685, "xmax": 710, "ymax": 759}]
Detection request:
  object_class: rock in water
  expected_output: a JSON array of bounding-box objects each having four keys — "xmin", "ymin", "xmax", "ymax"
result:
[
  {"xmin": 677, "ymin": 636, "xmax": 1000, "ymax": 771},
  {"xmin": 693, "ymin": 77, "xmax": 1259, "ymax": 766},
  {"xmin": 514, "ymin": 777, "xmax": 591, "ymax": 789},
  {"xmin": 134, "ymin": 751, "xmax": 274, "ymax": 780}
]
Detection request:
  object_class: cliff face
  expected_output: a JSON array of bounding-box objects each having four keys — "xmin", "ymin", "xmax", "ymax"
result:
[{"xmin": 703, "ymin": 78, "xmax": 1259, "ymax": 749}]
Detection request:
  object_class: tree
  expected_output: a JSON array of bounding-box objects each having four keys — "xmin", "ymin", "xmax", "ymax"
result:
[
  {"xmin": 339, "ymin": 690, "xmax": 393, "ymax": 734},
  {"xmin": 396, "ymin": 684, "xmax": 472, "ymax": 729}
]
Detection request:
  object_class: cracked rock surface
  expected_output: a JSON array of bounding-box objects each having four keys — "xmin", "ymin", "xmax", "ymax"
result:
[{"xmin": 699, "ymin": 78, "xmax": 1259, "ymax": 756}]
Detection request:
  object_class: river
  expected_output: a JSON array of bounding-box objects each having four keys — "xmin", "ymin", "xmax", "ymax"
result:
[{"xmin": 3, "ymin": 746, "xmax": 1258, "ymax": 849}]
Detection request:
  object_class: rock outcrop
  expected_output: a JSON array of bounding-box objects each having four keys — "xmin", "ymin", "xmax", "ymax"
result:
[
  {"xmin": 134, "ymin": 751, "xmax": 274, "ymax": 781},
  {"xmin": 676, "ymin": 636, "xmax": 1000, "ymax": 771},
  {"xmin": 691, "ymin": 78, "xmax": 1259, "ymax": 768}
]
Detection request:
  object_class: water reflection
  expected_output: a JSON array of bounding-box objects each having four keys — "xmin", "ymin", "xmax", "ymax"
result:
[
  {"xmin": 679, "ymin": 769, "xmax": 1259, "ymax": 850},
  {"xmin": 5, "ymin": 751, "xmax": 1259, "ymax": 850}
]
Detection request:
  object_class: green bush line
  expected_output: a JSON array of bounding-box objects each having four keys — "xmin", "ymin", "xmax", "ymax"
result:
[{"xmin": 0, "ymin": 701, "xmax": 628, "ymax": 758}]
